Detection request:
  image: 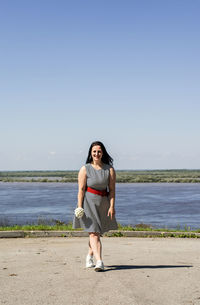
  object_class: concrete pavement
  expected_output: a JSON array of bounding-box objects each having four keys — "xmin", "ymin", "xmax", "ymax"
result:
[{"xmin": 0, "ymin": 237, "xmax": 200, "ymax": 305}]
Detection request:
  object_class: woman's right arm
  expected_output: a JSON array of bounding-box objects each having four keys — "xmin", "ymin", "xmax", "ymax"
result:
[{"xmin": 77, "ymin": 166, "xmax": 87, "ymax": 208}]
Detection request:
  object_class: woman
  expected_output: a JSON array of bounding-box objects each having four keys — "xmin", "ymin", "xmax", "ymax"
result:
[{"xmin": 73, "ymin": 141, "xmax": 118, "ymax": 272}]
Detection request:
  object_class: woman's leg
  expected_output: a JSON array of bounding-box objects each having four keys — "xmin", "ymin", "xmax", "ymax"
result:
[
  {"xmin": 89, "ymin": 232, "xmax": 102, "ymax": 261},
  {"xmin": 88, "ymin": 240, "xmax": 93, "ymax": 256}
]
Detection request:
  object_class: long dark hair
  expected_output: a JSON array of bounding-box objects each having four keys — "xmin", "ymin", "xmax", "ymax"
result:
[{"xmin": 86, "ymin": 141, "xmax": 113, "ymax": 166}]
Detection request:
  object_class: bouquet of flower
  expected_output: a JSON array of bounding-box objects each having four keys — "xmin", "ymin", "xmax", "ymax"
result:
[{"xmin": 74, "ymin": 207, "xmax": 85, "ymax": 219}]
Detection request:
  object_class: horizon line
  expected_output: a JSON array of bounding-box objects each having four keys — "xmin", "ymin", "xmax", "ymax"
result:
[{"xmin": 1, "ymin": 168, "xmax": 200, "ymax": 172}]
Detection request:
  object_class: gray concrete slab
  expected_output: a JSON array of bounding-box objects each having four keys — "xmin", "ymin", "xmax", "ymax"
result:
[
  {"xmin": 0, "ymin": 237, "xmax": 200, "ymax": 305},
  {"xmin": 0, "ymin": 230, "xmax": 200, "ymax": 238}
]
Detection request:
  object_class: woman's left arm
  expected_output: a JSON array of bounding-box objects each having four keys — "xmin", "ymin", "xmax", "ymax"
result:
[{"xmin": 107, "ymin": 167, "xmax": 116, "ymax": 220}]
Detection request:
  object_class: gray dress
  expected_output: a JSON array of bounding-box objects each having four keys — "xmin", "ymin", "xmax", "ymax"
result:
[{"xmin": 73, "ymin": 163, "xmax": 118, "ymax": 235}]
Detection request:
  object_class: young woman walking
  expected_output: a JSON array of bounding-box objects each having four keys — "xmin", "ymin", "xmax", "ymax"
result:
[{"xmin": 73, "ymin": 141, "xmax": 118, "ymax": 271}]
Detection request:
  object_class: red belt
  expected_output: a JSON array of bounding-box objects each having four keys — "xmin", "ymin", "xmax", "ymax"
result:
[{"xmin": 87, "ymin": 186, "xmax": 108, "ymax": 197}]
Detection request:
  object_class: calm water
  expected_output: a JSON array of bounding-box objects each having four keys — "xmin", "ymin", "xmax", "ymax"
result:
[{"xmin": 0, "ymin": 182, "xmax": 200, "ymax": 230}]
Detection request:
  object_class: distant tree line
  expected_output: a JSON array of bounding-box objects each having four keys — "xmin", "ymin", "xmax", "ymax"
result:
[{"xmin": 0, "ymin": 170, "xmax": 200, "ymax": 183}]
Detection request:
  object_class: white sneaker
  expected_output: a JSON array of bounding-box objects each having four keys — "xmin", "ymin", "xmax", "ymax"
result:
[
  {"xmin": 94, "ymin": 260, "xmax": 104, "ymax": 272},
  {"xmin": 86, "ymin": 255, "xmax": 95, "ymax": 268}
]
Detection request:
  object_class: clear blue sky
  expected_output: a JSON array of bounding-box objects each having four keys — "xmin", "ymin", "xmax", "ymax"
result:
[{"xmin": 1, "ymin": 0, "xmax": 200, "ymax": 170}]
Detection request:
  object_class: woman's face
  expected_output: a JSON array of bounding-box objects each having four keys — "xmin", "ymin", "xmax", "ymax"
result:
[{"xmin": 91, "ymin": 145, "xmax": 103, "ymax": 162}]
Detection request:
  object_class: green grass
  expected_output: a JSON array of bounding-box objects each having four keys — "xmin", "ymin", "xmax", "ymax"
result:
[
  {"xmin": 0, "ymin": 223, "xmax": 81, "ymax": 231},
  {"xmin": 0, "ymin": 222, "xmax": 200, "ymax": 233},
  {"xmin": 117, "ymin": 223, "xmax": 200, "ymax": 233}
]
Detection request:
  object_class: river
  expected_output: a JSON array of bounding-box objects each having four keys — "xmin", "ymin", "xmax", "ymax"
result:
[{"xmin": 0, "ymin": 182, "xmax": 200, "ymax": 230}]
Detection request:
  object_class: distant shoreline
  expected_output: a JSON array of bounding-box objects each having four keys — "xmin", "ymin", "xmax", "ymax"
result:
[{"xmin": 1, "ymin": 170, "xmax": 200, "ymax": 183}]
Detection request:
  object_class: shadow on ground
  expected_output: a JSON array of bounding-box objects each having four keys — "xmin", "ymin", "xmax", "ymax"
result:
[{"xmin": 104, "ymin": 264, "xmax": 193, "ymax": 272}]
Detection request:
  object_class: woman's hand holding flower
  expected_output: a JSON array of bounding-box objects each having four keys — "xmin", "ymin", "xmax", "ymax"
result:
[{"xmin": 74, "ymin": 207, "xmax": 84, "ymax": 219}]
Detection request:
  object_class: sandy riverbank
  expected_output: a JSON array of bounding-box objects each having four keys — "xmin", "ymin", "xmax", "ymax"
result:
[{"xmin": 0, "ymin": 237, "xmax": 200, "ymax": 305}]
